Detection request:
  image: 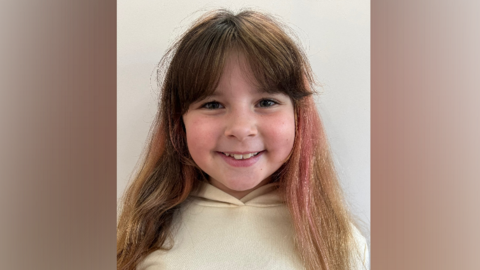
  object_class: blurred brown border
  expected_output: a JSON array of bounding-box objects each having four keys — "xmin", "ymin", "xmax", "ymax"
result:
[
  {"xmin": 1, "ymin": 1, "xmax": 116, "ymax": 269},
  {"xmin": 372, "ymin": 0, "xmax": 480, "ymax": 269},
  {"xmin": 2, "ymin": 0, "xmax": 480, "ymax": 269}
]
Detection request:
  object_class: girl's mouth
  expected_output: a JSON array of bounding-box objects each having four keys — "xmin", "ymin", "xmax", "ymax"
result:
[
  {"xmin": 217, "ymin": 151, "xmax": 264, "ymax": 167},
  {"xmin": 221, "ymin": 152, "xmax": 260, "ymax": 160}
]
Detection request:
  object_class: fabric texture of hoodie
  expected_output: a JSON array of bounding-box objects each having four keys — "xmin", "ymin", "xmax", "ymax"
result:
[{"xmin": 137, "ymin": 181, "xmax": 369, "ymax": 270}]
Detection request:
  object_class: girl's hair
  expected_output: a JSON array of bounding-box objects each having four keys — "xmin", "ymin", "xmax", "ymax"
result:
[{"xmin": 117, "ymin": 9, "xmax": 359, "ymax": 270}]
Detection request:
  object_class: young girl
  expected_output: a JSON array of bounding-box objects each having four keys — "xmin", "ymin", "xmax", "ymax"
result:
[{"xmin": 117, "ymin": 9, "xmax": 368, "ymax": 270}]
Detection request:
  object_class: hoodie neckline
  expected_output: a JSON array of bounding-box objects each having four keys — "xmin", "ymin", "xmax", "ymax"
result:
[{"xmin": 189, "ymin": 181, "xmax": 284, "ymax": 207}]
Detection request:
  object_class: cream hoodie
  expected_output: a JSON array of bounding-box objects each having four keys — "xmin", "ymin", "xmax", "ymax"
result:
[{"xmin": 138, "ymin": 182, "xmax": 369, "ymax": 270}]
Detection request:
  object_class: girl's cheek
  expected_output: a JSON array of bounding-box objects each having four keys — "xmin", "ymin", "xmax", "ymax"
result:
[
  {"xmin": 263, "ymin": 113, "xmax": 295, "ymax": 153},
  {"xmin": 195, "ymin": 118, "xmax": 218, "ymax": 136},
  {"xmin": 186, "ymin": 115, "xmax": 220, "ymax": 147}
]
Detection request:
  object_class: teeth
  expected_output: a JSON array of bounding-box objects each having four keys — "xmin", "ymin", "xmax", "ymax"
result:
[{"xmin": 223, "ymin": 152, "xmax": 259, "ymax": 160}]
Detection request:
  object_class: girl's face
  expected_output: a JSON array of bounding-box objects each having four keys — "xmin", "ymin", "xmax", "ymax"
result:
[{"xmin": 183, "ymin": 53, "xmax": 295, "ymax": 199}]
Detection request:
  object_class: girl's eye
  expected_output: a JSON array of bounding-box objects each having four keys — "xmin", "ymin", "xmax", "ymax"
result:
[
  {"xmin": 202, "ymin": 101, "xmax": 224, "ymax": 110},
  {"xmin": 257, "ymin": 99, "xmax": 278, "ymax": 108}
]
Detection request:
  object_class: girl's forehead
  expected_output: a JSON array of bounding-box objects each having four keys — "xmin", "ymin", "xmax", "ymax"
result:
[
  {"xmin": 216, "ymin": 52, "xmax": 264, "ymax": 92},
  {"xmin": 222, "ymin": 52, "xmax": 253, "ymax": 76},
  {"xmin": 220, "ymin": 54, "xmax": 255, "ymax": 80}
]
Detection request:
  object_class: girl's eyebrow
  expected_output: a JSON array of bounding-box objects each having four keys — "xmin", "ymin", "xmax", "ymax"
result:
[
  {"xmin": 258, "ymin": 89, "xmax": 283, "ymax": 95},
  {"xmin": 200, "ymin": 87, "xmax": 280, "ymax": 100},
  {"xmin": 202, "ymin": 92, "xmax": 221, "ymax": 100}
]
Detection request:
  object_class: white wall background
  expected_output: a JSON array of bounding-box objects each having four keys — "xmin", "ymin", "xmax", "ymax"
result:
[{"xmin": 118, "ymin": 0, "xmax": 370, "ymax": 242}]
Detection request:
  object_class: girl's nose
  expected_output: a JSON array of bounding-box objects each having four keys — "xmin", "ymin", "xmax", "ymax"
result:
[{"xmin": 224, "ymin": 110, "xmax": 257, "ymax": 141}]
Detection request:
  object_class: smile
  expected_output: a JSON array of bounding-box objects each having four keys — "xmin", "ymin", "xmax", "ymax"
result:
[
  {"xmin": 218, "ymin": 151, "xmax": 264, "ymax": 168},
  {"xmin": 222, "ymin": 152, "xmax": 260, "ymax": 160}
]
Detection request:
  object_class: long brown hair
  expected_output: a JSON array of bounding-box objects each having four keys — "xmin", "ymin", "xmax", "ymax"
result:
[{"xmin": 117, "ymin": 9, "xmax": 361, "ymax": 270}]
